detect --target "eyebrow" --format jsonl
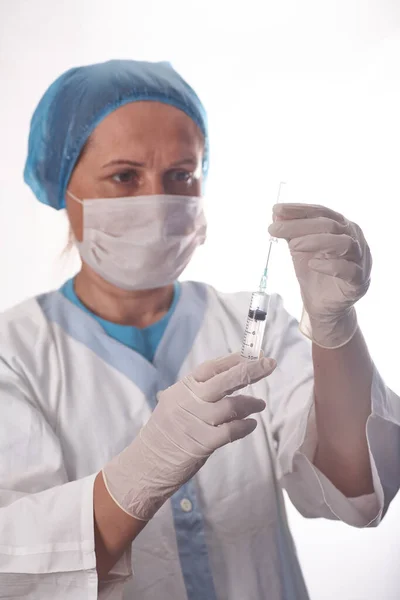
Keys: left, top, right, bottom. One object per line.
{"left": 102, "top": 157, "right": 198, "bottom": 169}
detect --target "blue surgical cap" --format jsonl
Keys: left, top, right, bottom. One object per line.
{"left": 24, "top": 60, "right": 208, "bottom": 210}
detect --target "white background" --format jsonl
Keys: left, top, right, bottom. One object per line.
{"left": 1, "top": 1, "right": 400, "bottom": 598}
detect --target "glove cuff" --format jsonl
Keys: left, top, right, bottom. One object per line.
{"left": 102, "top": 433, "right": 177, "bottom": 522}
{"left": 299, "top": 306, "right": 358, "bottom": 349}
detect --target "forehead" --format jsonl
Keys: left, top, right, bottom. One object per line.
{"left": 89, "top": 101, "right": 203, "bottom": 152}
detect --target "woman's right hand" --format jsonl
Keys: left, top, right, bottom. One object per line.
{"left": 102, "top": 353, "right": 276, "bottom": 521}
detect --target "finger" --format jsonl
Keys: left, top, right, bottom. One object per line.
{"left": 308, "top": 258, "right": 366, "bottom": 285}
{"left": 269, "top": 217, "right": 347, "bottom": 241}
{"left": 289, "top": 233, "right": 362, "bottom": 261}
{"left": 190, "top": 357, "right": 277, "bottom": 403}
{"left": 216, "top": 418, "right": 258, "bottom": 446}
{"left": 192, "top": 353, "right": 244, "bottom": 383}
{"left": 194, "top": 395, "right": 266, "bottom": 426}
{"left": 273, "top": 203, "right": 347, "bottom": 225}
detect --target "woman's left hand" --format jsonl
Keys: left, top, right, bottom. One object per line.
{"left": 268, "top": 203, "right": 372, "bottom": 349}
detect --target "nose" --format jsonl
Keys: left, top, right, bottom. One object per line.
{"left": 141, "top": 172, "right": 166, "bottom": 196}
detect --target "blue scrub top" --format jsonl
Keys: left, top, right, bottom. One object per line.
{"left": 60, "top": 278, "right": 181, "bottom": 363}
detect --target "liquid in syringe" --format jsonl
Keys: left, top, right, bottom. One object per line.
{"left": 240, "top": 289, "right": 270, "bottom": 360}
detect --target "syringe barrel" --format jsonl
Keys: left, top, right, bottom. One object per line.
{"left": 241, "top": 292, "right": 270, "bottom": 361}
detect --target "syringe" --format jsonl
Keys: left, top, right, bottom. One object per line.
{"left": 240, "top": 182, "right": 286, "bottom": 361}
{"left": 241, "top": 290, "right": 270, "bottom": 360}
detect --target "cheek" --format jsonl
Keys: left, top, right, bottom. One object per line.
{"left": 65, "top": 196, "right": 83, "bottom": 242}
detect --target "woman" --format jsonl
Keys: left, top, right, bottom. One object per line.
{"left": 1, "top": 59, "right": 399, "bottom": 600}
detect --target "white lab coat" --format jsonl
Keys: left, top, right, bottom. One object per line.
{"left": 0, "top": 281, "right": 398, "bottom": 600}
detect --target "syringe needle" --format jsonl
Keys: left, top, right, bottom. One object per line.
{"left": 265, "top": 239, "right": 273, "bottom": 270}
{"left": 276, "top": 181, "right": 286, "bottom": 204}
{"left": 259, "top": 181, "right": 286, "bottom": 293}
{"left": 259, "top": 240, "right": 274, "bottom": 292}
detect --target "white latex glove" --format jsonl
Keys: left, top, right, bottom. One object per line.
{"left": 268, "top": 203, "right": 372, "bottom": 349}
{"left": 103, "top": 353, "right": 276, "bottom": 521}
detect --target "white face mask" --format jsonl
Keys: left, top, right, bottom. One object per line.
{"left": 67, "top": 192, "right": 207, "bottom": 291}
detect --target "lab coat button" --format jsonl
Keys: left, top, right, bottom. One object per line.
{"left": 180, "top": 498, "right": 193, "bottom": 512}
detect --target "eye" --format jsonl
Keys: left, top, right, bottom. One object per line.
{"left": 168, "top": 170, "right": 193, "bottom": 183}
{"left": 112, "top": 170, "right": 137, "bottom": 184}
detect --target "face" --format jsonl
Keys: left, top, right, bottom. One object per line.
{"left": 66, "top": 101, "right": 204, "bottom": 241}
